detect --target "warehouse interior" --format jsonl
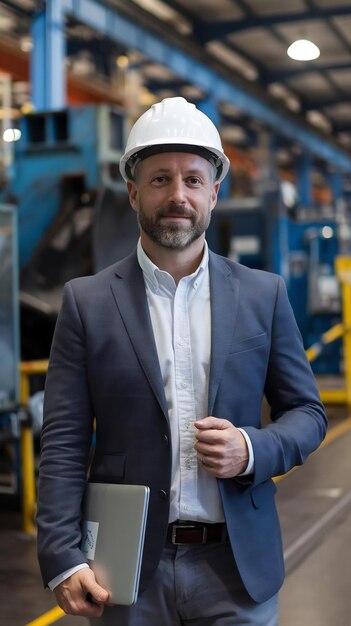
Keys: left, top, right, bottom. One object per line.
{"left": 1, "top": 1, "right": 351, "bottom": 624}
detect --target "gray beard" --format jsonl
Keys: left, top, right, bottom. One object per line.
{"left": 137, "top": 207, "right": 211, "bottom": 250}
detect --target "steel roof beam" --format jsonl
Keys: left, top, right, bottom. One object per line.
{"left": 0, "top": 0, "right": 33, "bottom": 18}
{"left": 301, "top": 95, "right": 351, "bottom": 111}
{"left": 263, "top": 61, "right": 351, "bottom": 84}
{"left": 35, "top": 0, "right": 351, "bottom": 171}
{"left": 195, "top": 5, "right": 351, "bottom": 43}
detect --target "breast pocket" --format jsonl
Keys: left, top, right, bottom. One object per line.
{"left": 229, "top": 331, "right": 267, "bottom": 355}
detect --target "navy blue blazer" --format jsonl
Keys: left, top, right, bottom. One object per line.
{"left": 37, "top": 249, "right": 327, "bottom": 603}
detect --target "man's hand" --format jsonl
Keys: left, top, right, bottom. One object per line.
{"left": 194, "top": 416, "right": 249, "bottom": 478}
{"left": 54, "top": 568, "right": 111, "bottom": 617}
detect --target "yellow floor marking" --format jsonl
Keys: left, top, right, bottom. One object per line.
{"left": 25, "top": 606, "right": 65, "bottom": 626}
{"left": 26, "top": 417, "right": 351, "bottom": 625}
{"left": 320, "top": 416, "right": 351, "bottom": 447}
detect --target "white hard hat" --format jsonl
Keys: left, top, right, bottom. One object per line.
{"left": 119, "top": 97, "right": 230, "bottom": 183}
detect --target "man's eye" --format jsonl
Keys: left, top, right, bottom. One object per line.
{"left": 188, "top": 177, "right": 201, "bottom": 185}
{"left": 152, "top": 176, "right": 166, "bottom": 184}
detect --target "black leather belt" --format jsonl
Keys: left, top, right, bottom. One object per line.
{"left": 166, "top": 522, "right": 227, "bottom": 545}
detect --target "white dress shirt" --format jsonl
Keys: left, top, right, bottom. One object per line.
{"left": 49, "top": 240, "right": 254, "bottom": 589}
{"left": 137, "top": 240, "right": 254, "bottom": 524}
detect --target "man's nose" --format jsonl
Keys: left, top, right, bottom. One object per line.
{"left": 168, "top": 178, "right": 186, "bottom": 204}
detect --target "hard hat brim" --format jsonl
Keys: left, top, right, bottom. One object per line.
{"left": 124, "top": 143, "right": 225, "bottom": 181}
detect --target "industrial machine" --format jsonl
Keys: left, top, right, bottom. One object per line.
{"left": 0, "top": 204, "right": 23, "bottom": 499}
{"left": 1, "top": 105, "right": 139, "bottom": 360}
{"left": 207, "top": 186, "right": 345, "bottom": 374}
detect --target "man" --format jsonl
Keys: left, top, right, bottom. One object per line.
{"left": 37, "top": 97, "right": 327, "bottom": 625}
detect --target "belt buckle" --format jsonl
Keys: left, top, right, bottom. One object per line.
{"left": 171, "top": 524, "right": 208, "bottom": 545}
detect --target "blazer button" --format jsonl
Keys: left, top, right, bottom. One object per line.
{"left": 158, "top": 489, "right": 167, "bottom": 499}
{"left": 164, "top": 434, "right": 169, "bottom": 445}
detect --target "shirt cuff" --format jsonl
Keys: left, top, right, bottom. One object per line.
{"left": 237, "top": 428, "right": 255, "bottom": 476}
{"left": 48, "top": 563, "right": 90, "bottom": 590}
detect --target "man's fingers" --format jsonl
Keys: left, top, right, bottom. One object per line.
{"left": 84, "top": 580, "right": 110, "bottom": 604}
{"left": 194, "top": 416, "right": 230, "bottom": 430}
{"left": 55, "top": 568, "right": 110, "bottom": 617}
{"left": 193, "top": 417, "right": 249, "bottom": 478}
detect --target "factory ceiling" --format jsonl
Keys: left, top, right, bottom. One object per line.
{"left": 1, "top": 0, "right": 351, "bottom": 168}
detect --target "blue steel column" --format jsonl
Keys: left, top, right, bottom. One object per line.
{"left": 198, "top": 97, "right": 231, "bottom": 199}
{"left": 297, "top": 153, "right": 312, "bottom": 207}
{"left": 31, "top": 0, "right": 66, "bottom": 110}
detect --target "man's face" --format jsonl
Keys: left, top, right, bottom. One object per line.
{"left": 127, "top": 152, "right": 220, "bottom": 250}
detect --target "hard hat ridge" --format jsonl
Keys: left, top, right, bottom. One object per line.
{"left": 119, "top": 97, "right": 230, "bottom": 183}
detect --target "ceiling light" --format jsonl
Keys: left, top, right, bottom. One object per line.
{"left": 116, "top": 55, "right": 129, "bottom": 69}
{"left": 306, "top": 110, "right": 331, "bottom": 133}
{"left": 286, "top": 97, "right": 301, "bottom": 113}
{"left": 20, "top": 36, "right": 33, "bottom": 52}
{"left": 3, "top": 128, "right": 21, "bottom": 142}
{"left": 287, "top": 39, "right": 320, "bottom": 61}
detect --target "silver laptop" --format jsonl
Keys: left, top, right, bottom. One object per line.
{"left": 81, "top": 482, "right": 150, "bottom": 606}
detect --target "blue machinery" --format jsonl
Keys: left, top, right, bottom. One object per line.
{"left": 207, "top": 192, "right": 345, "bottom": 374}
{"left": 5, "top": 105, "right": 131, "bottom": 269}
{"left": 1, "top": 106, "right": 139, "bottom": 361}
{"left": 0, "top": 205, "right": 22, "bottom": 498}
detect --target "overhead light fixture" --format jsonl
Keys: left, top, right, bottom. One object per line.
{"left": 116, "top": 55, "right": 129, "bottom": 69}
{"left": 20, "top": 36, "right": 33, "bottom": 52}
{"left": 3, "top": 128, "right": 21, "bottom": 142}
{"left": 287, "top": 39, "right": 320, "bottom": 61}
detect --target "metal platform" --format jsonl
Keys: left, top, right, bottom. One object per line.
{"left": 2, "top": 413, "right": 351, "bottom": 626}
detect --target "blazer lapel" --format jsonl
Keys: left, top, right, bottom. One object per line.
{"left": 109, "top": 252, "right": 169, "bottom": 420}
{"left": 208, "top": 252, "right": 240, "bottom": 414}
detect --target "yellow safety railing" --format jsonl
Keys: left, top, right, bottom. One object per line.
{"left": 20, "top": 359, "right": 48, "bottom": 534}
{"left": 305, "top": 322, "right": 344, "bottom": 363}
{"left": 306, "top": 256, "right": 351, "bottom": 412}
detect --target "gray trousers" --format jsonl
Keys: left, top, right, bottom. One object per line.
{"left": 90, "top": 541, "right": 279, "bottom": 625}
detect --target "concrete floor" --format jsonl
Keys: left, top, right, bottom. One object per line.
{"left": 2, "top": 407, "right": 351, "bottom": 626}
{"left": 280, "top": 506, "right": 351, "bottom": 626}
{"left": 277, "top": 420, "right": 351, "bottom": 625}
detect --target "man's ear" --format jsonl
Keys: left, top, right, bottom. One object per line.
{"left": 210, "top": 181, "right": 220, "bottom": 211}
{"left": 127, "top": 181, "right": 138, "bottom": 211}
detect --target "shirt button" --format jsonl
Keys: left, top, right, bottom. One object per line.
{"left": 181, "top": 381, "right": 187, "bottom": 389}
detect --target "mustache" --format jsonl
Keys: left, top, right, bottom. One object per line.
{"left": 156, "top": 204, "right": 195, "bottom": 219}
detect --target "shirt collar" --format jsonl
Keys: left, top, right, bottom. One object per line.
{"left": 137, "top": 238, "right": 209, "bottom": 293}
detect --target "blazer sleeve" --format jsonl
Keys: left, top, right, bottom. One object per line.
{"left": 243, "top": 275, "right": 328, "bottom": 486}
{"left": 36, "top": 282, "right": 94, "bottom": 586}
